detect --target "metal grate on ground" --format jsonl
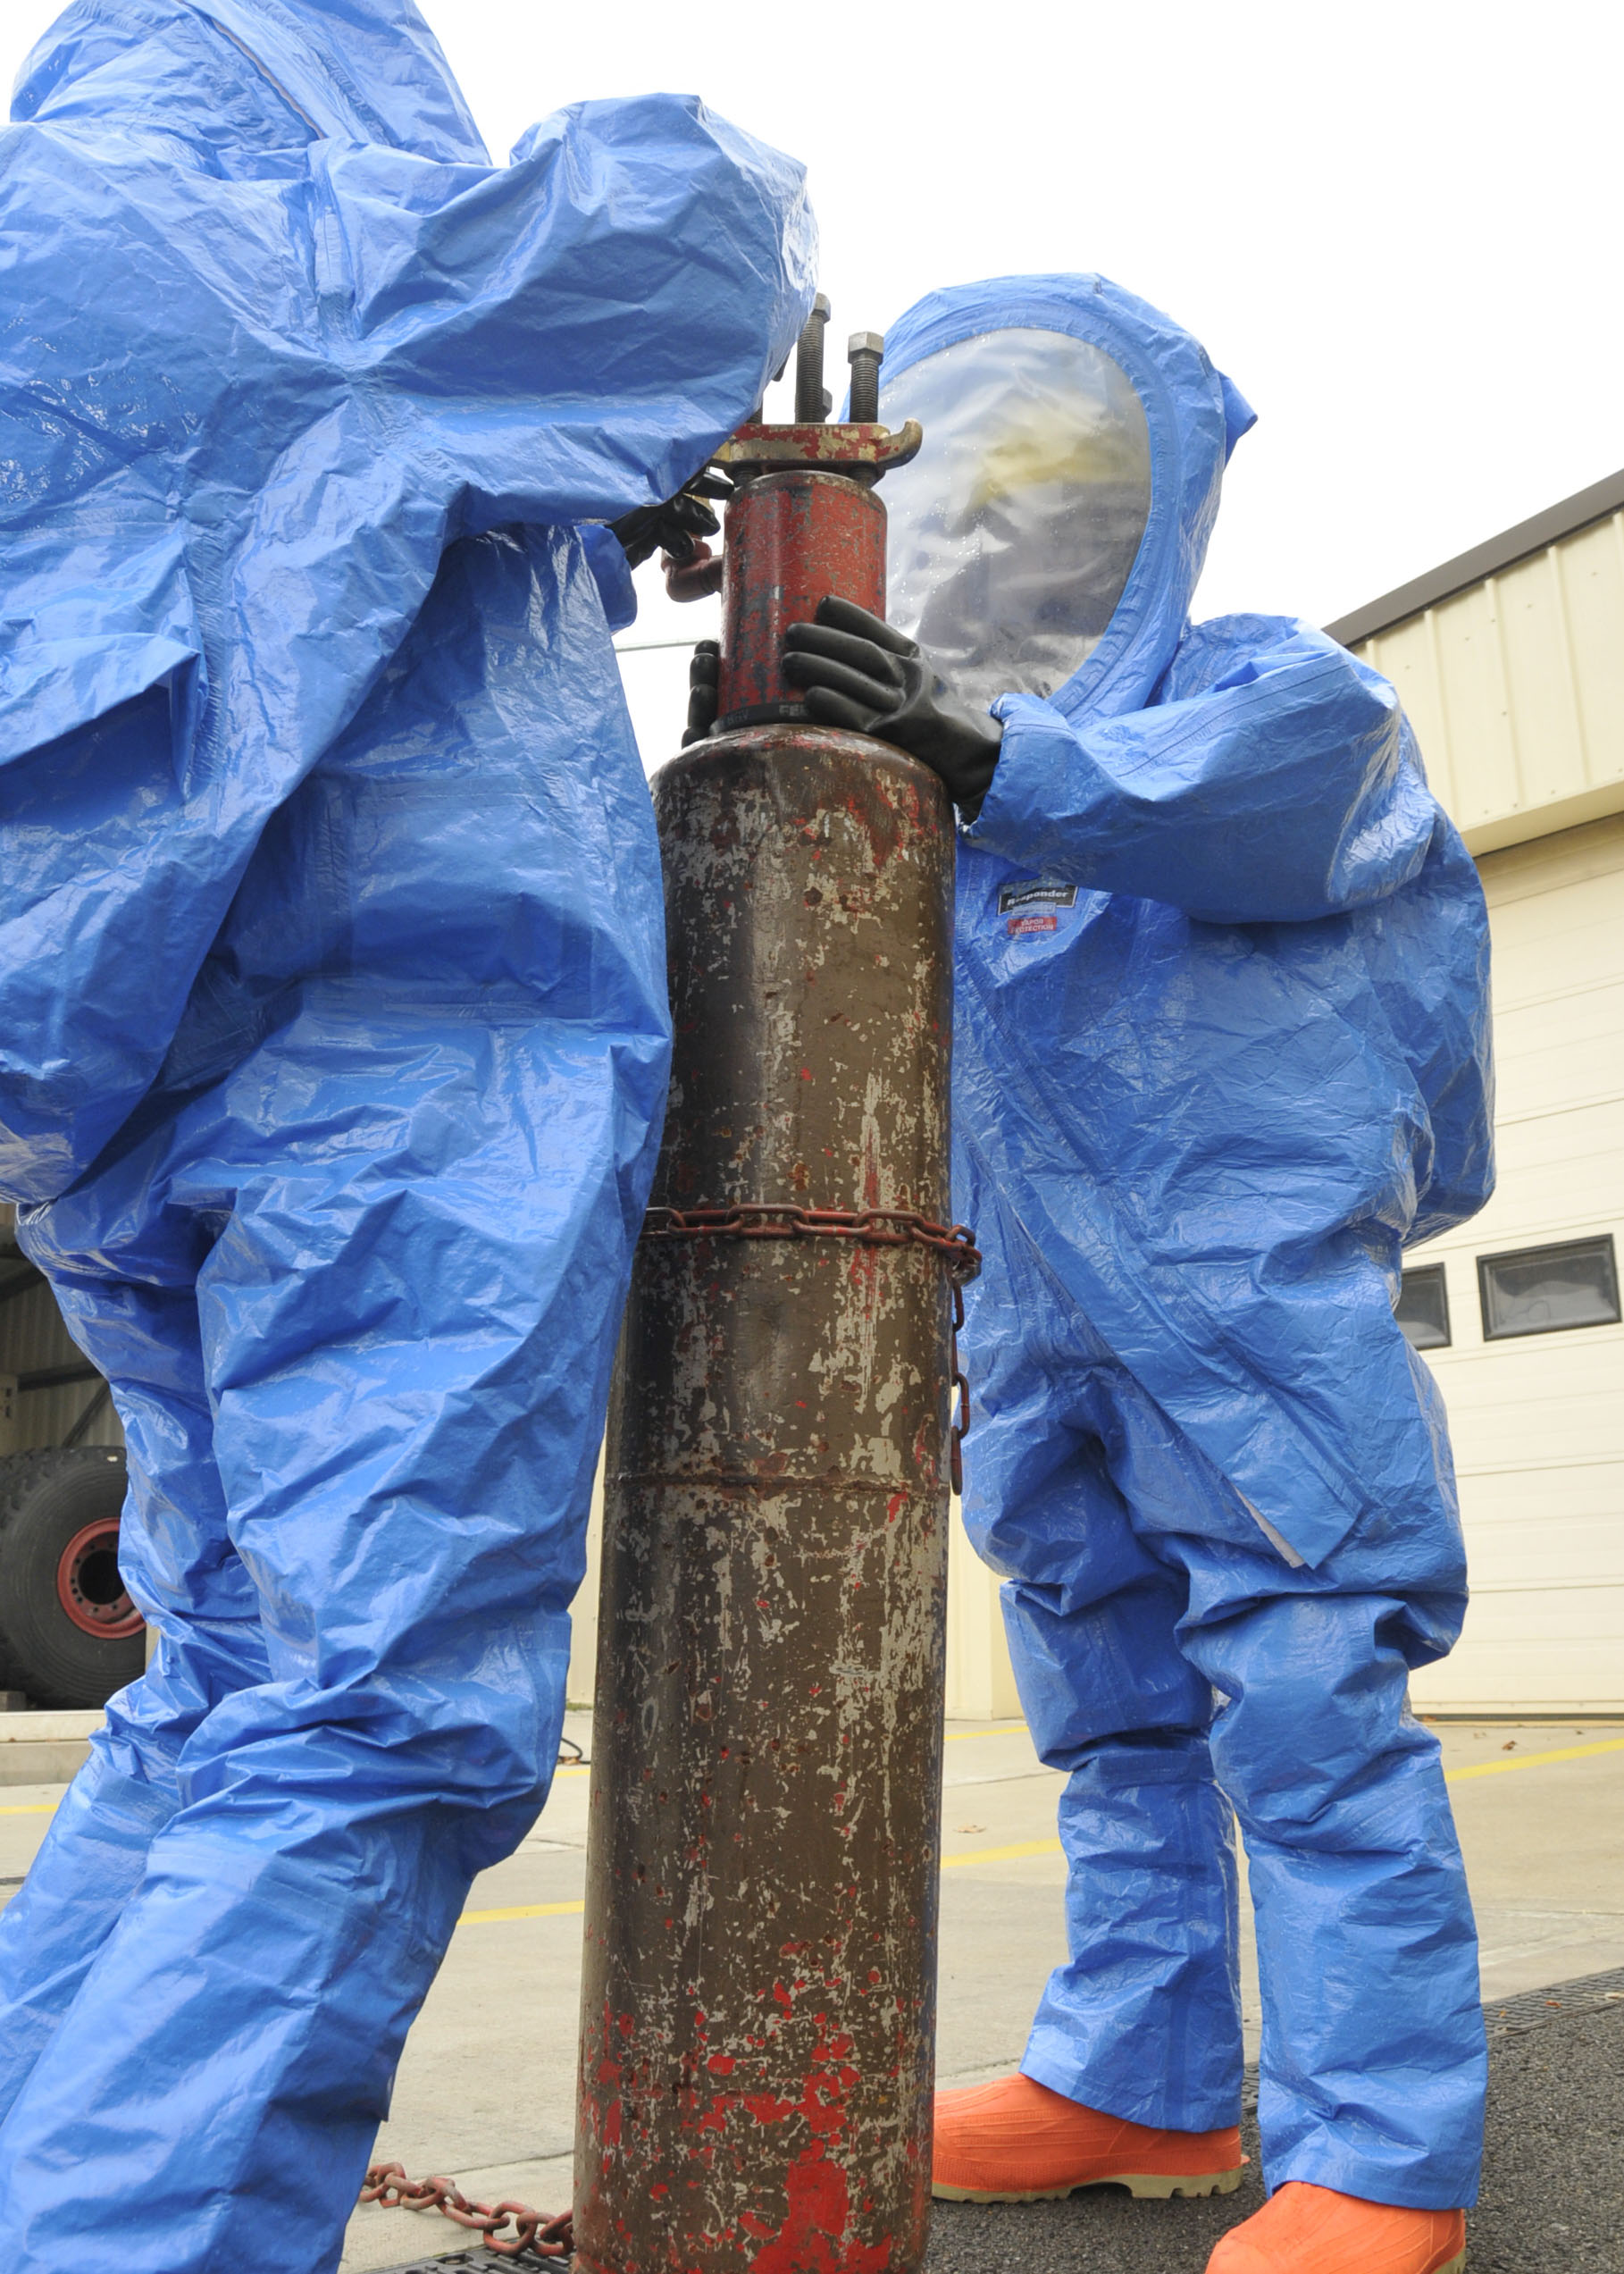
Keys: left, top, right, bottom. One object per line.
{"left": 1481, "top": 1961, "right": 1624, "bottom": 2037}
{"left": 366, "top": 2252, "right": 514, "bottom": 2273}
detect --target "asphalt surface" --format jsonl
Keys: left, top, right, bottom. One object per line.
{"left": 925, "top": 2000, "right": 1624, "bottom": 2272}
{"left": 374, "top": 1968, "right": 1624, "bottom": 2274}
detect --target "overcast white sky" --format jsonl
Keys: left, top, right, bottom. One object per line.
{"left": 7, "top": 0, "right": 1623, "bottom": 763}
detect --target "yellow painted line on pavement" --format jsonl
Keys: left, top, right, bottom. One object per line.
{"left": 462, "top": 1898, "right": 586, "bottom": 1925}
{"left": 455, "top": 1843, "right": 1067, "bottom": 1925}
{"left": 927, "top": 1736, "right": 1624, "bottom": 1874}
{"left": 942, "top": 1837, "right": 1061, "bottom": 1867}
{"left": 1445, "top": 1735, "right": 1624, "bottom": 1782}
{"left": 456, "top": 1841, "right": 1067, "bottom": 1923}
{"left": 17, "top": 1735, "right": 1624, "bottom": 1926}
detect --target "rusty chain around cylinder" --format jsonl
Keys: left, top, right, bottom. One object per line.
{"left": 642, "top": 1202, "right": 978, "bottom": 1492}
{"left": 641, "top": 1200, "right": 978, "bottom": 1274}
{"left": 359, "top": 2162, "right": 572, "bottom": 2261}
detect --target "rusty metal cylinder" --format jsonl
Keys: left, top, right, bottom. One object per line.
{"left": 716, "top": 471, "right": 886, "bottom": 729}
{"left": 574, "top": 457, "right": 958, "bottom": 2274}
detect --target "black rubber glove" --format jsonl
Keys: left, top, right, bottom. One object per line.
{"left": 782, "top": 596, "right": 1002, "bottom": 818}
{"left": 611, "top": 479, "right": 722, "bottom": 572}
{"left": 683, "top": 639, "right": 720, "bottom": 747}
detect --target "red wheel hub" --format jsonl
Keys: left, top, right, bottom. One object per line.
{"left": 55, "top": 1519, "right": 143, "bottom": 1640}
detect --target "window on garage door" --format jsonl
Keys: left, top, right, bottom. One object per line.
{"left": 1478, "top": 1235, "right": 1620, "bottom": 1341}
{"left": 1395, "top": 1263, "right": 1451, "bottom": 1349}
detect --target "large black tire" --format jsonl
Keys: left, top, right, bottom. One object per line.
{"left": 0, "top": 1448, "right": 145, "bottom": 1708}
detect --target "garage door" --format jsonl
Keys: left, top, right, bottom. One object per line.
{"left": 1405, "top": 815, "right": 1624, "bottom": 1713}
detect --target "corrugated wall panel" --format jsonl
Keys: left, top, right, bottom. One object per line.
{"left": 1561, "top": 515, "right": 1624, "bottom": 768}
{"left": 1355, "top": 510, "right": 1624, "bottom": 853}
{"left": 1437, "top": 581, "right": 1525, "bottom": 830}
{"left": 1364, "top": 613, "right": 1449, "bottom": 790}
{"left": 1494, "top": 558, "right": 1584, "bottom": 798}
{"left": 0, "top": 1274, "right": 121, "bottom": 1456}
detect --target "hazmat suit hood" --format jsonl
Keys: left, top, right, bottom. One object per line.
{"left": 877, "top": 274, "right": 1254, "bottom": 722}
{"left": 13, "top": 0, "right": 488, "bottom": 167}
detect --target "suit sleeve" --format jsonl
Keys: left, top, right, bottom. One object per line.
{"left": 964, "top": 620, "right": 1439, "bottom": 924}
{"left": 324, "top": 92, "right": 816, "bottom": 524}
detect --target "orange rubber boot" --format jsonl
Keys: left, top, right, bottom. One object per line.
{"left": 1207, "top": 2182, "right": 1466, "bottom": 2272}
{"left": 933, "top": 2072, "right": 1244, "bottom": 2203}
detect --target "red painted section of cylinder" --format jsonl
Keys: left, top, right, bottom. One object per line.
{"left": 717, "top": 471, "right": 886, "bottom": 723}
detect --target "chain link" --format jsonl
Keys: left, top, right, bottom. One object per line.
{"left": 643, "top": 1201, "right": 977, "bottom": 1490}
{"left": 359, "top": 2162, "right": 572, "bottom": 2261}
{"left": 642, "top": 1201, "right": 981, "bottom": 1282}
{"left": 950, "top": 1277, "right": 971, "bottom": 1498}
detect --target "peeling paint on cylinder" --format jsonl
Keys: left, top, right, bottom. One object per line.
{"left": 574, "top": 722, "right": 955, "bottom": 2274}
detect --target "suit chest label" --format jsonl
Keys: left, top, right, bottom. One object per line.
{"left": 999, "top": 879, "right": 1077, "bottom": 936}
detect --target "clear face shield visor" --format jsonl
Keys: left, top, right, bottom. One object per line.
{"left": 878, "top": 328, "right": 1152, "bottom": 713}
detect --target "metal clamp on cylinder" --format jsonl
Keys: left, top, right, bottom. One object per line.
{"left": 659, "top": 304, "right": 922, "bottom": 615}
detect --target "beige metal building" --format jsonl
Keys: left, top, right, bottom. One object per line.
{"left": 1333, "top": 473, "right": 1624, "bottom": 1715}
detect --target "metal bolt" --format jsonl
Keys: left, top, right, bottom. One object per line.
{"left": 795, "top": 292, "right": 833, "bottom": 424}
{"left": 847, "top": 331, "right": 884, "bottom": 423}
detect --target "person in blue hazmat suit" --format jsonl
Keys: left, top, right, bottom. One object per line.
{"left": 0, "top": 4, "right": 813, "bottom": 2269}
{"left": 771, "top": 278, "right": 1493, "bottom": 2274}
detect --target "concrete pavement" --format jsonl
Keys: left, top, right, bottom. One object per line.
{"left": 343, "top": 1713, "right": 1624, "bottom": 2267}
{"left": 1, "top": 1712, "right": 1620, "bottom": 2270}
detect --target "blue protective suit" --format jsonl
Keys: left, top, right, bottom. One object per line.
{"left": 0, "top": 6, "right": 813, "bottom": 2268}
{"left": 876, "top": 280, "right": 1494, "bottom": 2209}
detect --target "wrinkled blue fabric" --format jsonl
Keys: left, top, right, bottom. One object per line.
{"left": 0, "top": 0, "right": 813, "bottom": 1204}
{"left": 881, "top": 277, "right": 1494, "bottom": 2207}
{"left": 0, "top": 5, "right": 813, "bottom": 2268}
